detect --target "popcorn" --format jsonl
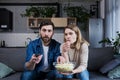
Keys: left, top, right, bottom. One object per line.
{"left": 55, "top": 62, "right": 75, "bottom": 73}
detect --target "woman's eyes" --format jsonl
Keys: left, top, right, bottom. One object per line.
{"left": 65, "top": 32, "right": 73, "bottom": 36}
{"left": 69, "top": 32, "right": 73, "bottom": 35}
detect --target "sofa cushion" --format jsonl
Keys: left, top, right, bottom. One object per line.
{"left": 0, "top": 48, "right": 26, "bottom": 71}
{"left": 100, "top": 58, "right": 120, "bottom": 74}
{"left": 0, "top": 62, "right": 15, "bottom": 78}
{"left": 0, "top": 72, "right": 22, "bottom": 80}
{"left": 90, "top": 72, "right": 113, "bottom": 80}
{"left": 88, "top": 47, "right": 114, "bottom": 71}
{"left": 107, "top": 65, "right": 120, "bottom": 79}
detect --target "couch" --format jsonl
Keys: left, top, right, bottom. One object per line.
{"left": 0, "top": 47, "right": 120, "bottom": 80}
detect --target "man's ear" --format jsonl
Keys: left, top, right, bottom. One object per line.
{"left": 52, "top": 31, "right": 54, "bottom": 36}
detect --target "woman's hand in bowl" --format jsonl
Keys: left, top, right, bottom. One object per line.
{"left": 57, "top": 56, "right": 66, "bottom": 64}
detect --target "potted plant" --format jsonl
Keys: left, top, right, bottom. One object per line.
{"left": 99, "top": 31, "right": 120, "bottom": 55}
{"left": 21, "top": 6, "right": 57, "bottom": 17}
{"left": 64, "top": 5, "right": 91, "bottom": 31}
{"left": 37, "top": 7, "right": 57, "bottom": 17}
{"left": 21, "top": 6, "right": 39, "bottom": 17}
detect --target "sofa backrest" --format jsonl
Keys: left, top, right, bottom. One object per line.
{"left": 0, "top": 47, "right": 114, "bottom": 72}
{"left": 88, "top": 47, "right": 114, "bottom": 71}
{"left": 0, "top": 48, "right": 26, "bottom": 72}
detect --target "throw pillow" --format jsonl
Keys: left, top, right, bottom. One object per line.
{"left": 99, "top": 58, "right": 120, "bottom": 74}
{"left": 0, "top": 62, "right": 15, "bottom": 78}
{"left": 108, "top": 65, "right": 120, "bottom": 79}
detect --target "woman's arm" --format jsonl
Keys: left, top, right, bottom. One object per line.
{"left": 60, "top": 43, "right": 70, "bottom": 63}
{"left": 73, "top": 43, "right": 89, "bottom": 73}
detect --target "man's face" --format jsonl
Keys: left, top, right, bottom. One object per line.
{"left": 39, "top": 25, "right": 54, "bottom": 44}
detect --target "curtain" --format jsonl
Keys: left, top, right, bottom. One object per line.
{"left": 105, "top": 0, "right": 120, "bottom": 39}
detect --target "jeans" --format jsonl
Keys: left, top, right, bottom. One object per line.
{"left": 56, "top": 70, "right": 89, "bottom": 80}
{"left": 20, "top": 70, "right": 59, "bottom": 80}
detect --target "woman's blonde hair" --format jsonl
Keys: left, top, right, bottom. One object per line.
{"left": 64, "top": 24, "right": 89, "bottom": 51}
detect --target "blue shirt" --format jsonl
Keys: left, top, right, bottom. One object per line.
{"left": 25, "top": 38, "right": 61, "bottom": 71}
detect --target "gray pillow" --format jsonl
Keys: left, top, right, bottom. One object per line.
{"left": 108, "top": 65, "right": 120, "bottom": 79}
{"left": 0, "top": 62, "right": 15, "bottom": 78}
{"left": 99, "top": 58, "right": 120, "bottom": 74}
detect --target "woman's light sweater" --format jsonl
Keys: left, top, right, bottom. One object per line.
{"left": 60, "top": 43, "right": 89, "bottom": 73}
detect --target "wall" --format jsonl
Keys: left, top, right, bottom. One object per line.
{"left": 0, "top": 2, "right": 94, "bottom": 32}
{"left": 0, "top": 33, "right": 64, "bottom": 47}
{"left": 0, "top": 0, "right": 97, "bottom": 3}
{"left": 0, "top": 0, "right": 95, "bottom": 47}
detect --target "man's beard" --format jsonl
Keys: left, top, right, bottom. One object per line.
{"left": 41, "top": 36, "right": 52, "bottom": 44}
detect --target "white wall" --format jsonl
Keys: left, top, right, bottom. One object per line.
{"left": 0, "top": 33, "right": 63, "bottom": 47}
{"left": 100, "top": 0, "right": 105, "bottom": 19}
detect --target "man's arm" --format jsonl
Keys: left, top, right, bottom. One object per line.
{"left": 25, "top": 54, "right": 43, "bottom": 70}
{"left": 25, "top": 60, "right": 36, "bottom": 70}
{"left": 24, "top": 42, "right": 43, "bottom": 70}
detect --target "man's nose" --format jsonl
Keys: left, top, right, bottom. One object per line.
{"left": 45, "top": 31, "right": 49, "bottom": 35}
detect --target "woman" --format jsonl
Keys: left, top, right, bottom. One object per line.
{"left": 57, "top": 24, "right": 90, "bottom": 80}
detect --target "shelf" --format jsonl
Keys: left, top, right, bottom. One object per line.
{"left": 51, "top": 18, "right": 67, "bottom": 27}
{"left": 68, "top": 17, "right": 77, "bottom": 25}
{"left": 27, "top": 17, "right": 76, "bottom": 28}
{"left": 27, "top": 18, "right": 37, "bottom": 27}
{"left": 37, "top": 18, "right": 51, "bottom": 27}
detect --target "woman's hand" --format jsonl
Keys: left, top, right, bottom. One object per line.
{"left": 59, "top": 71, "right": 74, "bottom": 75}
{"left": 59, "top": 69, "right": 76, "bottom": 75}
{"left": 57, "top": 56, "right": 66, "bottom": 64}
{"left": 72, "top": 70, "right": 76, "bottom": 74}
{"left": 62, "top": 41, "right": 70, "bottom": 53}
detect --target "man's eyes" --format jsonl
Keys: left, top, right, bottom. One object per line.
{"left": 42, "top": 29, "right": 52, "bottom": 32}
{"left": 48, "top": 30, "right": 52, "bottom": 32}
{"left": 42, "top": 29, "right": 46, "bottom": 32}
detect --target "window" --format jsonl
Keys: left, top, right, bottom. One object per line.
{"left": 105, "top": 0, "right": 120, "bottom": 40}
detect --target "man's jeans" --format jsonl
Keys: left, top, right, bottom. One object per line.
{"left": 56, "top": 70, "right": 89, "bottom": 80}
{"left": 20, "top": 70, "right": 59, "bottom": 80}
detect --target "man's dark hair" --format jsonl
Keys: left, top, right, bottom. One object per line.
{"left": 39, "top": 20, "right": 55, "bottom": 30}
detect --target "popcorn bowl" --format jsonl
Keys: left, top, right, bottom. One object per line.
{"left": 53, "top": 62, "right": 75, "bottom": 73}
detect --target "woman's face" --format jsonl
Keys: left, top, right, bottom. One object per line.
{"left": 64, "top": 28, "right": 77, "bottom": 44}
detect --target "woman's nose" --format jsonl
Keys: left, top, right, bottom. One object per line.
{"left": 67, "top": 35, "right": 71, "bottom": 38}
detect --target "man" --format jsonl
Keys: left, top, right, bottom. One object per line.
{"left": 20, "top": 20, "right": 61, "bottom": 80}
